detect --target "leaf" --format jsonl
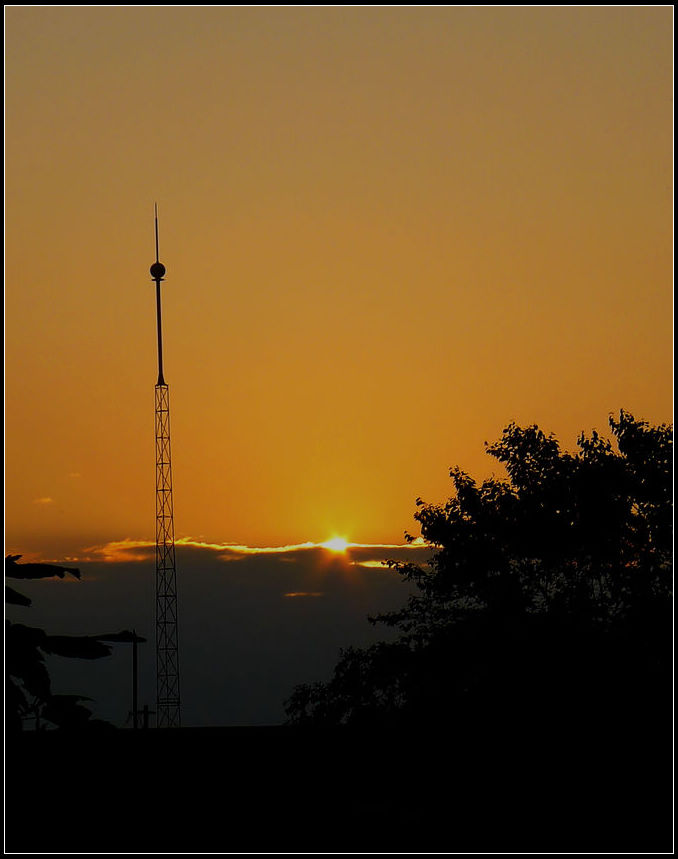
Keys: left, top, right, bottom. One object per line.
{"left": 5, "top": 585, "right": 31, "bottom": 607}
{"left": 41, "top": 695, "right": 94, "bottom": 729}
{"left": 6, "top": 624, "right": 52, "bottom": 701}
{"left": 42, "top": 635, "right": 112, "bottom": 660}
{"left": 5, "top": 555, "right": 81, "bottom": 580}
{"left": 95, "top": 630, "right": 148, "bottom": 644}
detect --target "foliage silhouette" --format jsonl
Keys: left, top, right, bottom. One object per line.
{"left": 285, "top": 410, "right": 672, "bottom": 728}
{"left": 5, "top": 554, "right": 132, "bottom": 731}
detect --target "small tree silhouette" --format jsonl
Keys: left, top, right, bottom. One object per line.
{"left": 285, "top": 410, "right": 672, "bottom": 727}
{"left": 6, "top": 554, "right": 131, "bottom": 731}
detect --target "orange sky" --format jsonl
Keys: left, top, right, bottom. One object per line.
{"left": 5, "top": 7, "right": 673, "bottom": 558}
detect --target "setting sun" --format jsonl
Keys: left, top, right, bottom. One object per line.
{"left": 321, "top": 537, "right": 349, "bottom": 553}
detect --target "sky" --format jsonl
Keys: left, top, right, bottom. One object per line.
{"left": 4, "top": 8, "right": 673, "bottom": 725}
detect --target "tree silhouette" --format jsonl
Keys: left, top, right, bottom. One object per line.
{"left": 6, "top": 555, "right": 131, "bottom": 731}
{"left": 285, "top": 410, "right": 672, "bottom": 728}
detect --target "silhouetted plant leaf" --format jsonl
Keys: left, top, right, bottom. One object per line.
{"left": 6, "top": 623, "right": 52, "bottom": 703}
{"left": 95, "top": 630, "right": 147, "bottom": 643}
{"left": 42, "top": 635, "right": 112, "bottom": 660}
{"left": 41, "top": 695, "right": 95, "bottom": 729}
{"left": 5, "top": 555, "right": 80, "bottom": 580}
{"left": 5, "top": 585, "right": 31, "bottom": 607}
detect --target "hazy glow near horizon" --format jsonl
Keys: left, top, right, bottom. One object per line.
{"left": 5, "top": 7, "right": 673, "bottom": 559}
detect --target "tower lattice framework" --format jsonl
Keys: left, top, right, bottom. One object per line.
{"left": 151, "top": 205, "right": 181, "bottom": 728}
{"left": 155, "top": 382, "right": 180, "bottom": 726}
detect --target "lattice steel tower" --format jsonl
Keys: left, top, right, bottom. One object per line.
{"left": 150, "top": 205, "right": 181, "bottom": 728}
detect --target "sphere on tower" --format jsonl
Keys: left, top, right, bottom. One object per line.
{"left": 150, "top": 261, "right": 166, "bottom": 280}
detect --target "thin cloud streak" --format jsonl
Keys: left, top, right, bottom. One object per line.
{"left": 352, "top": 559, "right": 393, "bottom": 569}
{"left": 75, "top": 535, "right": 429, "bottom": 564}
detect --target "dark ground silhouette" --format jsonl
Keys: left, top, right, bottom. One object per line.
{"left": 5, "top": 719, "right": 671, "bottom": 853}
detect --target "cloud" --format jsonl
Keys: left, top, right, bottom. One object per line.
{"left": 352, "top": 559, "right": 390, "bottom": 569}
{"left": 213, "top": 540, "right": 319, "bottom": 558}
{"left": 83, "top": 538, "right": 154, "bottom": 563}
{"left": 32, "top": 497, "right": 54, "bottom": 505}
{"left": 78, "top": 535, "right": 431, "bottom": 566}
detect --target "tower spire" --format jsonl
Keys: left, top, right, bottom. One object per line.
{"left": 150, "top": 203, "right": 166, "bottom": 386}
{"left": 150, "top": 205, "right": 181, "bottom": 728}
{"left": 154, "top": 202, "right": 160, "bottom": 263}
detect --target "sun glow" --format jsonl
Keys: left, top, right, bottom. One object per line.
{"left": 321, "top": 536, "right": 349, "bottom": 553}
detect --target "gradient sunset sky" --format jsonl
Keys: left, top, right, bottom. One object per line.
{"left": 6, "top": 7, "right": 673, "bottom": 560}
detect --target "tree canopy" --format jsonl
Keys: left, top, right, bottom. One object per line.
{"left": 285, "top": 410, "right": 672, "bottom": 728}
